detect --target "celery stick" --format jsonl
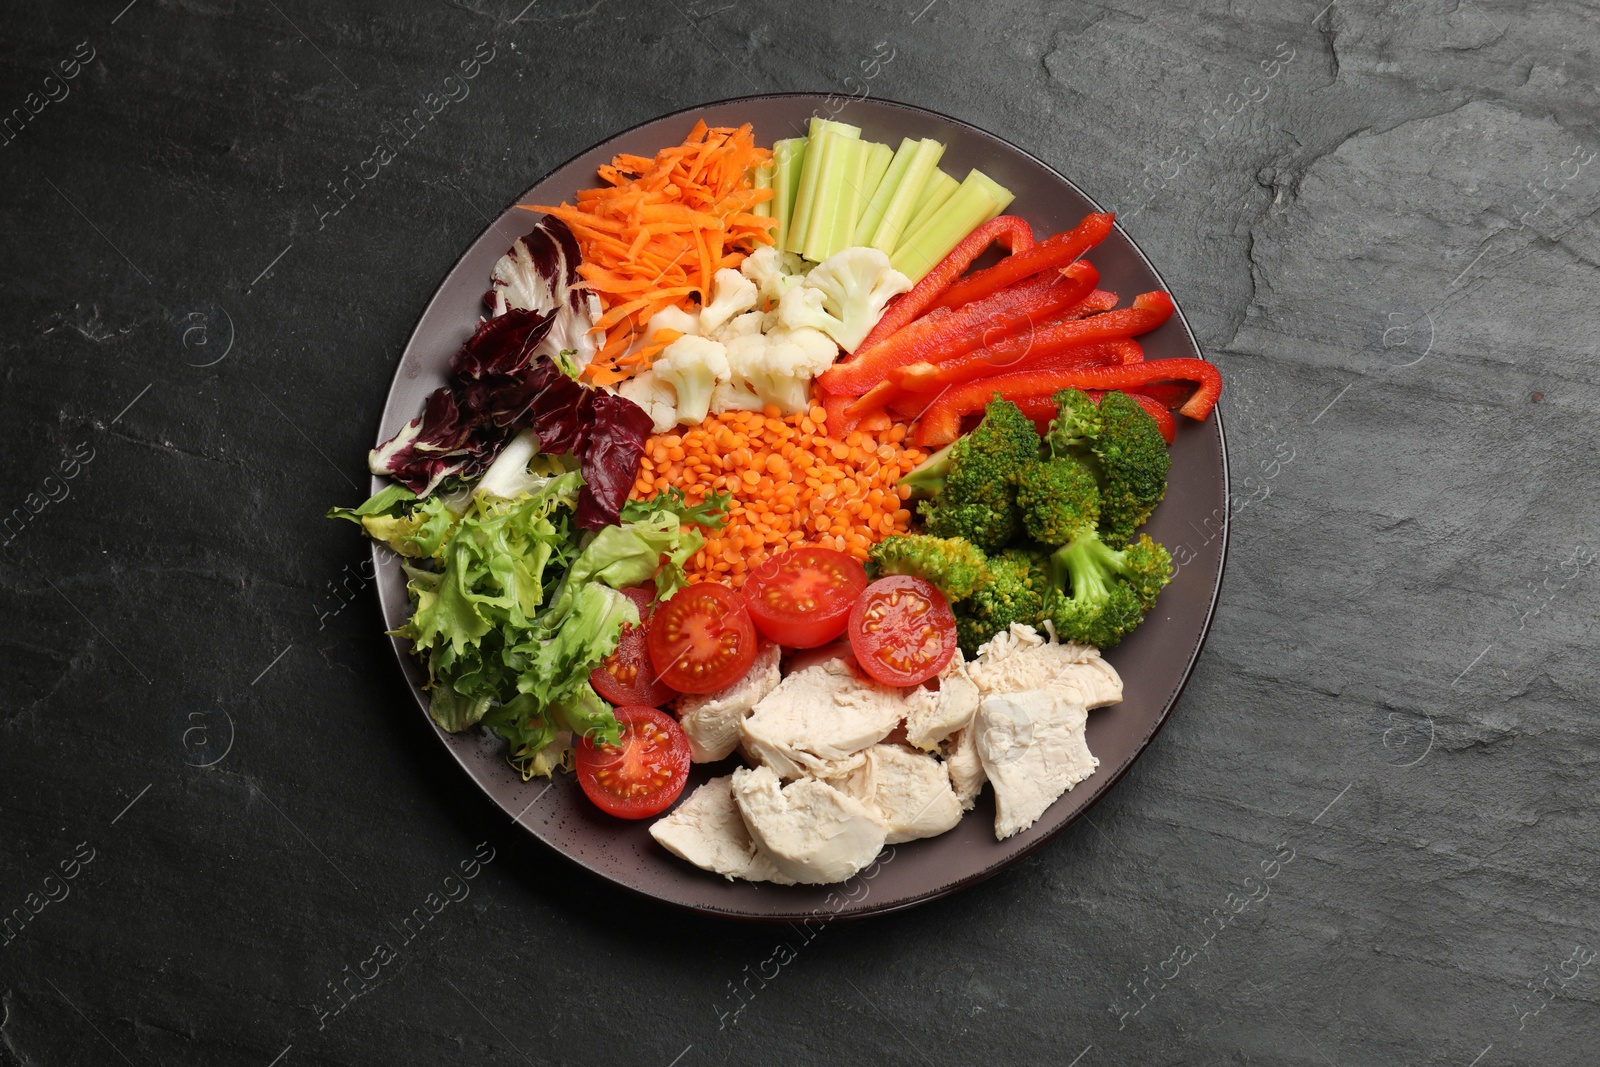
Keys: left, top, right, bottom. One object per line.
{"left": 784, "top": 118, "right": 833, "bottom": 255}
{"left": 771, "top": 138, "right": 807, "bottom": 249}
{"left": 826, "top": 137, "right": 872, "bottom": 259}
{"left": 869, "top": 138, "right": 945, "bottom": 255}
{"left": 752, "top": 163, "right": 774, "bottom": 218}
{"left": 892, "top": 169, "right": 1014, "bottom": 282}
{"left": 802, "top": 123, "right": 863, "bottom": 262}
{"left": 854, "top": 141, "right": 894, "bottom": 236}
{"left": 903, "top": 169, "right": 960, "bottom": 241}
{"left": 855, "top": 138, "right": 919, "bottom": 246}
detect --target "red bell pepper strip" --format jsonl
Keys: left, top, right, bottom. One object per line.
{"left": 931, "top": 212, "right": 1115, "bottom": 313}
{"left": 1120, "top": 381, "right": 1196, "bottom": 410}
{"left": 855, "top": 216, "right": 1035, "bottom": 355}
{"left": 894, "top": 291, "right": 1172, "bottom": 392}
{"left": 1014, "top": 390, "right": 1176, "bottom": 444}
{"left": 914, "top": 356, "right": 1222, "bottom": 447}
{"left": 894, "top": 338, "right": 1143, "bottom": 395}
{"left": 818, "top": 262, "right": 1099, "bottom": 397}
{"left": 891, "top": 345, "right": 1137, "bottom": 427}
{"left": 1074, "top": 289, "right": 1120, "bottom": 316}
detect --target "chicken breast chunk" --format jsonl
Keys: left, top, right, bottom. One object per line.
{"left": 941, "top": 726, "right": 987, "bottom": 811}
{"left": 731, "top": 765, "right": 889, "bottom": 884}
{"left": 740, "top": 658, "right": 906, "bottom": 778}
{"left": 650, "top": 776, "right": 795, "bottom": 883}
{"left": 968, "top": 624, "right": 1123, "bottom": 708}
{"left": 902, "top": 650, "right": 982, "bottom": 751}
{"left": 975, "top": 689, "right": 1099, "bottom": 840}
{"left": 826, "top": 744, "right": 964, "bottom": 844}
{"left": 677, "top": 641, "right": 782, "bottom": 762}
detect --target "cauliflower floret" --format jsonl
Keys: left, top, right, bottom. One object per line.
{"left": 740, "top": 245, "right": 805, "bottom": 310}
{"left": 649, "top": 305, "right": 702, "bottom": 337}
{"left": 713, "top": 334, "right": 770, "bottom": 413}
{"left": 617, "top": 369, "right": 680, "bottom": 433}
{"left": 796, "top": 247, "right": 913, "bottom": 353}
{"left": 700, "top": 268, "right": 760, "bottom": 336}
{"left": 654, "top": 335, "right": 730, "bottom": 426}
{"left": 728, "top": 328, "right": 840, "bottom": 416}
{"left": 712, "top": 310, "right": 764, "bottom": 343}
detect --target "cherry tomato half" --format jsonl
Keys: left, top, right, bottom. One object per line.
{"left": 847, "top": 575, "right": 958, "bottom": 686}
{"left": 590, "top": 587, "right": 678, "bottom": 708}
{"left": 574, "top": 705, "right": 691, "bottom": 819}
{"left": 742, "top": 547, "right": 870, "bottom": 648}
{"left": 646, "top": 582, "right": 758, "bottom": 694}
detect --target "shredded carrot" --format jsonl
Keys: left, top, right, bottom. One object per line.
{"left": 523, "top": 122, "right": 776, "bottom": 384}
{"left": 630, "top": 406, "right": 926, "bottom": 586}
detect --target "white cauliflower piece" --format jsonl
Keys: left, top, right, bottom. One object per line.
{"left": 712, "top": 311, "right": 764, "bottom": 343}
{"left": 797, "top": 247, "right": 913, "bottom": 353}
{"left": 713, "top": 334, "right": 770, "bottom": 413}
{"left": 617, "top": 369, "right": 680, "bottom": 433}
{"left": 648, "top": 305, "right": 702, "bottom": 338}
{"left": 716, "top": 328, "right": 839, "bottom": 416}
{"left": 740, "top": 245, "right": 805, "bottom": 309}
{"left": 654, "top": 335, "right": 730, "bottom": 426}
{"left": 699, "top": 268, "right": 760, "bottom": 336}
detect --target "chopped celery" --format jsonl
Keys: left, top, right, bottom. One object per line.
{"left": 868, "top": 137, "right": 945, "bottom": 255}
{"left": 752, "top": 163, "right": 774, "bottom": 219}
{"left": 771, "top": 138, "right": 807, "bottom": 249}
{"left": 827, "top": 137, "right": 873, "bottom": 259}
{"left": 856, "top": 138, "right": 919, "bottom": 246}
{"left": 857, "top": 142, "right": 894, "bottom": 226}
{"left": 784, "top": 118, "right": 835, "bottom": 255}
{"left": 904, "top": 169, "right": 960, "bottom": 240}
{"left": 892, "top": 168, "right": 1015, "bottom": 281}
{"left": 801, "top": 123, "right": 863, "bottom": 262}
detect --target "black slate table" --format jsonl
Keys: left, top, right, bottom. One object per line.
{"left": 4, "top": 1, "right": 1598, "bottom": 1064}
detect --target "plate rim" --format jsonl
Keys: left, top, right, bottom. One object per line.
{"left": 368, "top": 91, "right": 1229, "bottom": 922}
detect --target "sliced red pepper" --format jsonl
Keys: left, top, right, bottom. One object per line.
{"left": 895, "top": 338, "right": 1142, "bottom": 395}
{"left": 819, "top": 386, "right": 859, "bottom": 437}
{"left": 891, "top": 345, "right": 1136, "bottom": 427}
{"left": 1122, "top": 381, "right": 1196, "bottom": 410}
{"left": 1014, "top": 390, "right": 1176, "bottom": 444}
{"left": 855, "top": 216, "right": 1035, "bottom": 355}
{"left": 818, "top": 263, "right": 1101, "bottom": 397}
{"left": 931, "top": 212, "right": 1115, "bottom": 313}
{"left": 895, "top": 291, "right": 1172, "bottom": 392}
{"left": 913, "top": 356, "right": 1221, "bottom": 446}
{"left": 1074, "top": 289, "right": 1120, "bottom": 316}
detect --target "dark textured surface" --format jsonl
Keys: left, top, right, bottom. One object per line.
{"left": 2, "top": 1, "right": 1597, "bottom": 1064}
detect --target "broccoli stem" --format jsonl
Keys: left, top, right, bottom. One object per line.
{"left": 896, "top": 441, "right": 954, "bottom": 498}
{"left": 1051, "top": 531, "right": 1122, "bottom": 605}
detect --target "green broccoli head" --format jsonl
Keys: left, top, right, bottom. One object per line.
{"left": 869, "top": 533, "right": 990, "bottom": 601}
{"left": 915, "top": 397, "right": 1041, "bottom": 553}
{"left": 1013, "top": 457, "right": 1100, "bottom": 545}
{"left": 1045, "top": 531, "right": 1172, "bottom": 648}
{"left": 1045, "top": 389, "right": 1171, "bottom": 543}
{"left": 954, "top": 548, "right": 1049, "bottom": 656}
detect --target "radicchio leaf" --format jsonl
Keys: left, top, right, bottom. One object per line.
{"left": 486, "top": 216, "right": 602, "bottom": 371}
{"left": 573, "top": 393, "right": 655, "bottom": 530}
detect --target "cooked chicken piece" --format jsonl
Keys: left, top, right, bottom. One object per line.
{"left": 903, "top": 650, "right": 982, "bottom": 751}
{"left": 975, "top": 689, "right": 1099, "bottom": 840}
{"left": 650, "top": 776, "right": 795, "bottom": 884}
{"left": 740, "top": 658, "right": 906, "bottom": 778}
{"left": 967, "top": 624, "right": 1123, "bottom": 708}
{"left": 677, "top": 641, "right": 782, "bottom": 762}
{"left": 731, "top": 765, "right": 889, "bottom": 884}
{"left": 941, "top": 726, "right": 987, "bottom": 811}
{"left": 826, "top": 744, "right": 963, "bottom": 843}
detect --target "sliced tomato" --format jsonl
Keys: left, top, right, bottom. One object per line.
{"left": 574, "top": 705, "right": 691, "bottom": 819}
{"left": 847, "top": 575, "right": 958, "bottom": 686}
{"left": 742, "top": 547, "right": 870, "bottom": 648}
{"left": 646, "top": 582, "right": 758, "bottom": 694}
{"left": 590, "top": 587, "right": 678, "bottom": 708}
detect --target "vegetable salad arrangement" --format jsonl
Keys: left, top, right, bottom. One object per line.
{"left": 332, "top": 115, "right": 1223, "bottom": 885}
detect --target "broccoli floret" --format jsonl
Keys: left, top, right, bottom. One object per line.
{"left": 1046, "top": 532, "right": 1172, "bottom": 648}
{"left": 1013, "top": 458, "right": 1100, "bottom": 545}
{"left": 1046, "top": 389, "right": 1171, "bottom": 542}
{"left": 869, "top": 534, "right": 990, "bottom": 601}
{"left": 954, "top": 548, "right": 1049, "bottom": 656}
{"left": 898, "top": 442, "right": 953, "bottom": 499}
{"left": 914, "top": 398, "right": 1041, "bottom": 553}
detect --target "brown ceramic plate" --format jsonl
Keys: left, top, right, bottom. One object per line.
{"left": 372, "top": 94, "right": 1228, "bottom": 921}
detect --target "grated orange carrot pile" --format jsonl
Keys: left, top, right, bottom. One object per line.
{"left": 524, "top": 121, "right": 776, "bottom": 387}
{"left": 631, "top": 406, "right": 928, "bottom": 586}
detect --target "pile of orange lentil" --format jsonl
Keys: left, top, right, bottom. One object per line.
{"left": 630, "top": 404, "right": 929, "bottom": 586}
